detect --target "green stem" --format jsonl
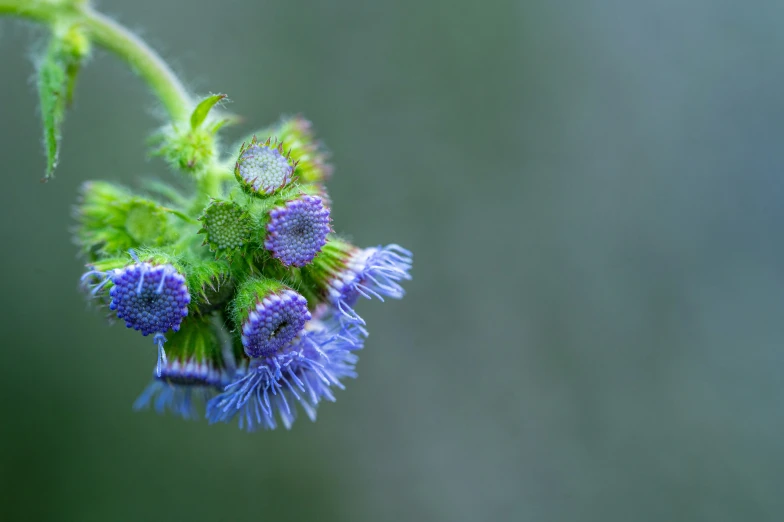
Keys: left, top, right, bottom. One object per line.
{"left": 0, "top": 0, "right": 191, "bottom": 122}
{"left": 81, "top": 7, "right": 191, "bottom": 121}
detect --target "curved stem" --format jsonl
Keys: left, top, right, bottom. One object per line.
{"left": 0, "top": 0, "right": 191, "bottom": 122}
{"left": 81, "top": 7, "right": 191, "bottom": 121}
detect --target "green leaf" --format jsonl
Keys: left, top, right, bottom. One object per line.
{"left": 36, "top": 27, "right": 89, "bottom": 180}
{"left": 37, "top": 39, "right": 67, "bottom": 180}
{"left": 190, "top": 94, "right": 227, "bottom": 129}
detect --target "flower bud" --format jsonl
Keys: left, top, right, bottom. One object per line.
{"left": 234, "top": 137, "right": 296, "bottom": 195}
{"left": 153, "top": 124, "right": 216, "bottom": 173}
{"left": 75, "top": 181, "right": 175, "bottom": 259}
{"left": 197, "top": 199, "right": 252, "bottom": 259}
{"left": 264, "top": 194, "right": 331, "bottom": 267}
{"left": 272, "top": 116, "right": 332, "bottom": 184}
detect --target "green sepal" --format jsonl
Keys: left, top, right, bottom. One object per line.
{"left": 36, "top": 25, "right": 90, "bottom": 180}
{"left": 300, "top": 236, "right": 357, "bottom": 305}
{"left": 158, "top": 315, "right": 225, "bottom": 382}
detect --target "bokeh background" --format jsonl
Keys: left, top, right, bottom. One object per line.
{"left": 2, "top": 0, "right": 784, "bottom": 520}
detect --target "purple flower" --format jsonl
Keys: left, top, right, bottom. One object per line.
{"left": 108, "top": 262, "right": 190, "bottom": 336}
{"left": 207, "top": 320, "right": 362, "bottom": 431}
{"left": 321, "top": 244, "right": 412, "bottom": 326}
{"left": 264, "top": 195, "right": 331, "bottom": 267}
{"left": 81, "top": 254, "right": 191, "bottom": 376}
{"left": 241, "top": 289, "right": 311, "bottom": 358}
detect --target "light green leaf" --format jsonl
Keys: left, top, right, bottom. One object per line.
{"left": 36, "top": 27, "right": 88, "bottom": 180}
{"left": 37, "top": 38, "right": 68, "bottom": 180}
{"left": 190, "top": 94, "right": 227, "bottom": 129}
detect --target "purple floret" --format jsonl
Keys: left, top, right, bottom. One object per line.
{"left": 242, "top": 289, "right": 311, "bottom": 358}
{"left": 265, "top": 195, "right": 330, "bottom": 267}
{"left": 109, "top": 263, "right": 190, "bottom": 336}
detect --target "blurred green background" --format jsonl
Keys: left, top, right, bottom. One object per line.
{"left": 2, "top": 0, "right": 784, "bottom": 520}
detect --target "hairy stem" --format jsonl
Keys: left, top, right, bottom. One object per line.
{"left": 0, "top": 0, "right": 191, "bottom": 122}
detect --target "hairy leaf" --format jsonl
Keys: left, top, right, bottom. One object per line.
{"left": 36, "top": 28, "right": 88, "bottom": 180}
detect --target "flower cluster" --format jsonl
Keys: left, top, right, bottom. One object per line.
{"left": 76, "top": 114, "right": 412, "bottom": 431}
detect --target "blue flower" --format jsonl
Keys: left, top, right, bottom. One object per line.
{"left": 108, "top": 262, "right": 190, "bottom": 335}
{"left": 81, "top": 253, "right": 191, "bottom": 376}
{"left": 317, "top": 244, "right": 412, "bottom": 327}
{"left": 241, "top": 289, "right": 311, "bottom": 358}
{"left": 264, "top": 195, "right": 331, "bottom": 267}
{"left": 207, "top": 320, "right": 362, "bottom": 431}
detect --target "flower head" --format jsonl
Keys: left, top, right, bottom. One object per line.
{"left": 233, "top": 278, "right": 311, "bottom": 358}
{"left": 264, "top": 195, "right": 331, "bottom": 267}
{"left": 108, "top": 261, "right": 190, "bottom": 336}
{"left": 198, "top": 199, "right": 252, "bottom": 259}
{"left": 235, "top": 137, "right": 295, "bottom": 195}
{"left": 333, "top": 244, "right": 413, "bottom": 306}
{"left": 207, "top": 320, "right": 362, "bottom": 431}
{"left": 306, "top": 241, "right": 412, "bottom": 325}
{"left": 82, "top": 252, "right": 191, "bottom": 376}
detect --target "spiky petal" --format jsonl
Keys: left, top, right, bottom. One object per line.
{"left": 133, "top": 381, "right": 213, "bottom": 420}
{"left": 329, "top": 244, "right": 412, "bottom": 310}
{"left": 207, "top": 320, "right": 362, "bottom": 431}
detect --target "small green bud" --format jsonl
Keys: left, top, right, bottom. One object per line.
{"left": 197, "top": 199, "right": 252, "bottom": 260}
{"left": 153, "top": 124, "right": 216, "bottom": 173}
{"left": 152, "top": 94, "right": 228, "bottom": 173}
{"left": 75, "top": 181, "right": 176, "bottom": 259}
